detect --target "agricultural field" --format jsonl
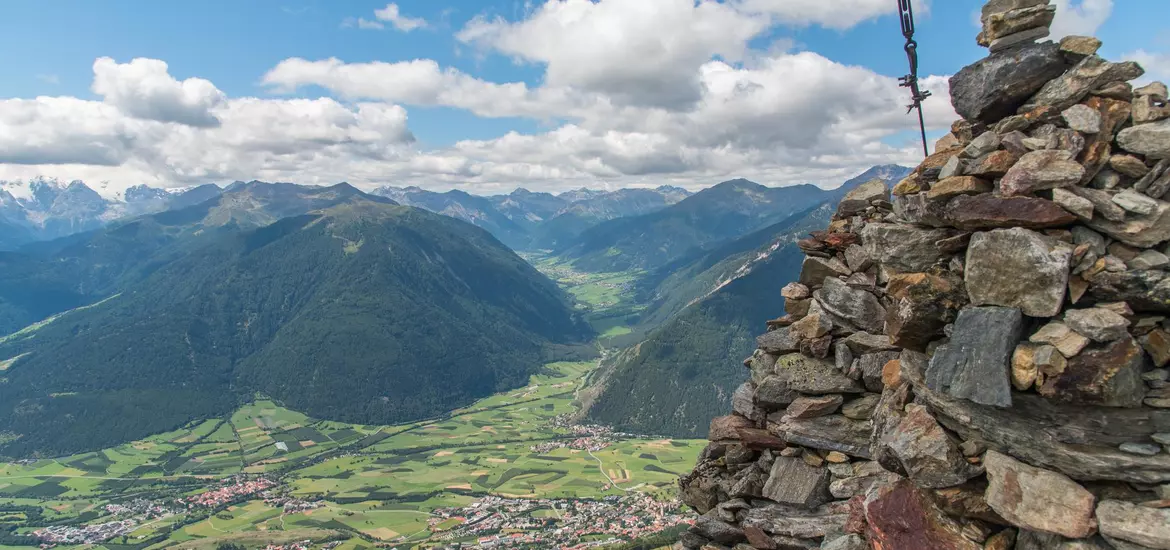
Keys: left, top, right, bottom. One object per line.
{"left": 0, "top": 361, "right": 705, "bottom": 549}
{"left": 525, "top": 253, "right": 647, "bottom": 342}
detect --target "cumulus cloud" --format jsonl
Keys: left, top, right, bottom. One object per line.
{"left": 0, "top": 97, "right": 137, "bottom": 166}
{"left": 457, "top": 0, "right": 771, "bottom": 108}
{"left": 1125, "top": 50, "right": 1170, "bottom": 86}
{"left": 92, "top": 57, "right": 226, "bottom": 127}
{"left": 3, "top": 1, "right": 964, "bottom": 194}
{"left": 374, "top": 3, "right": 428, "bottom": 31}
{"left": 1049, "top": 0, "right": 1112, "bottom": 40}
{"left": 1, "top": 58, "right": 416, "bottom": 189}
{"left": 262, "top": 57, "right": 591, "bottom": 119}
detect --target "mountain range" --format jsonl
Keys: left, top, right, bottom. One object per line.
{"left": 0, "top": 178, "right": 222, "bottom": 250}
{"left": 370, "top": 185, "right": 690, "bottom": 250}
{"left": 0, "top": 183, "right": 592, "bottom": 458}
{"left": 0, "top": 178, "right": 691, "bottom": 255}
{"left": 582, "top": 165, "right": 911, "bottom": 437}
{"left": 0, "top": 165, "right": 911, "bottom": 456}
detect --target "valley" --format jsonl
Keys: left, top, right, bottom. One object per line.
{"left": 0, "top": 249, "right": 700, "bottom": 549}
{"left": 0, "top": 166, "right": 909, "bottom": 549}
{"left": 0, "top": 360, "right": 704, "bottom": 549}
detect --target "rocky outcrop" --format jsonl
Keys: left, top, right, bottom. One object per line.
{"left": 678, "top": 5, "right": 1170, "bottom": 548}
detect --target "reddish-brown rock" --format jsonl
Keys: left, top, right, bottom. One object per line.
{"left": 783, "top": 395, "right": 845, "bottom": 420}
{"left": 736, "top": 428, "right": 787, "bottom": 450}
{"left": 928, "top": 176, "right": 994, "bottom": 201}
{"left": 885, "top": 271, "right": 968, "bottom": 350}
{"left": 743, "top": 525, "right": 778, "bottom": 550}
{"left": 710, "top": 415, "right": 754, "bottom": 441}
{"left": 1142, "top": 329, "right": 1170, "bottom": 367}
{"left": 968, "top": 150, "right": 1020, "bottom": 178}
{"left": 944, "top": 194, "right": 1077, "bottom": 231}
{"left": 883, "top": 404, "right": 984, "bottom": 489}
{"left": 865, "top": 480, "right": 981, "bottom": 550}
{"left": 1085, "top": 96, "right": 1134, "bottom": 140}
{"left": 1038, "top": 336, "right": 1147, "bottom": 407}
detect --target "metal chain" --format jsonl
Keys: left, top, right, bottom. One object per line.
{"left": 897, "top": 0, "right": 931, "bottom": 157}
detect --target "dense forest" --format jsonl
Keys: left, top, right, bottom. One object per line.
{"left": 586, "top": 212, "right": 820, "bottom": 436}
{"left": 0, "top": 198, "right": 591, "bottom": 458}
{"left": 584, "top": 165, "right": 910, "bottom": 437}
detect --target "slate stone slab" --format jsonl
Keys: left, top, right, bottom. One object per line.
{"left": 965, "top": 228, "right": 1073, "bottom": 317}
{"left": 926, "top": 306, "right": 1023, "bottom": 408}
{"left": 761, "top": 457, "right": 832, "bottom": 509}
{"left": 949, "top": 41, "right": 1068, "bottom": 124}
{"left": 813, "top": 277, "right": 887, "bottom": 334}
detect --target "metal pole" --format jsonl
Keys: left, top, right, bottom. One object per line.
{"left": 897, "top": 0, "right": 931, "bottom": 157}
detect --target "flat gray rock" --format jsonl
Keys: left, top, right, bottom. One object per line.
{"left": 1063, "top": 103, "right": 1103, "bottom": 133}
{"left": 1119, "top": 118, "right": 1170, "bottom": 159}
{"left": 1096, "top": 500, "right": 1170, "bottom": 549}
{"left": 1022, "top": 54, "right": 1145, "bottom": 112}
{"left": 756, "top": 375, "right": 798, "bottom": 409}
{"left": 838, "top": 178, "right": 889, "bottom": 217}
{"left": 861, "top": 222, "right": 959, "bottom": 272}
{"left": 813, "top": 278, "right": 886, "bottom": 334}
{"left": 1000, "top": 149, "right": 1085, "bottom": 196}
{"left": 757, "top": 328, "right": 801, "bottom": 354}
{"left": 767, "top": 414, "right": 874, "bottom": 459}
{"left": 965, "top": 228, "right": 1073, "bottom": 317}
{"left": 773, "top": 353, "right": 864, "bottom": 395}
{"left": 1064, "top": 307, "right": 1132, "bottom": 342}
{"left": 950, "top": 41, "right": 1068, "bottom": 123}
{"left": 926, "top": 306, "right": 1023, "bottom": 408}
{"left": 742, "top": 504, "right": 848, "bottom": 539}
{"left": 761, "top": 457, "right": 832, "bottom": 509}
{"left": 1086, "top": 199, "right": 1170, "bottom": 248}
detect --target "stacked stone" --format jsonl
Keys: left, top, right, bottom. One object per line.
{"left": 678, "top": 3, "right": 1170, "bottom": 549}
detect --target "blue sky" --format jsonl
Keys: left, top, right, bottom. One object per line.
{"left": 0, "top": 0, "right": 1166, "bottom": 195}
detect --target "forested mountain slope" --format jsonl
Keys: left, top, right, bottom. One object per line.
{"left": 555, "top": 179, "right": 830, "bottom": 272}
{"left": 583, "top": 208, "right": 826, "bottom": 436}
{"left": 0, "top": 197, "right": 590, "bottom": 458}
{"left": 0, "top": 182, "right": 389, "bottom": 336}
{"left": 584, "top": 166, "right": 911, "bottom": 436}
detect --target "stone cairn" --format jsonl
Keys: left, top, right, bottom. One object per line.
{"left": 678, "top": 1, "right": 1170, "bottom": 549}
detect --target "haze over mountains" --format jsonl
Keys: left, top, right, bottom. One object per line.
{"left": 0, "top": 178, "right": 222, "bottom": 250}
{"left": 0, "top": 164, "right": 910, "bottom": 458}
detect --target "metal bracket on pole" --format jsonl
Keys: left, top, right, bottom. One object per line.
{"left": 898, "top": 0, "right": 931, "bottom": 157}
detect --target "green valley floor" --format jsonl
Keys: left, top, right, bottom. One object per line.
{"left": 0, "top": 360, "right": 703, "bottom": 549}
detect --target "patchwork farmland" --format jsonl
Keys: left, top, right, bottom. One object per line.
{"left": 0, "top": 362, "right": 704, "bottom": 548}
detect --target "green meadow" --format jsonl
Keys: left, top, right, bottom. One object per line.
{"left": 0, "top": 361, "right": 704, "bottom": 548}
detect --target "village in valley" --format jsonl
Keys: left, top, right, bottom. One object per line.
{"left": 0, "top": 361, "right": 703, "bottom": 549}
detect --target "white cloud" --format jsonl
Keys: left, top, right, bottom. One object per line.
{"left": 0, "top": 59, "right": 416, "bottom": 190}
{"left": 2, "top": 0, "right": 962, "bottom": 195}
{"left": 262, "top": 57, "right": 589, "bottom": 119}
{"left": 355, "top": 18, "right": 385, "bottom": 30}
{"left": 92, "top": 57, "right": 226, "bottom": 128}
{"left": 374, "top": 3, "right": 428, "bottom": 31}
{"left": 1124, "top": 50, "right": 1170, "bottom": 86}
{"left": 35, "top": 74, "right": 60, "bottom": 85}
{"left": 457, "top": 0, "right": 772, "bottom": 108}
{"left": 1049, "top": 0, "right": 1113, "bottom": 40}
{"left": 0, "top": 97, "right": 137, "bottom": 166}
